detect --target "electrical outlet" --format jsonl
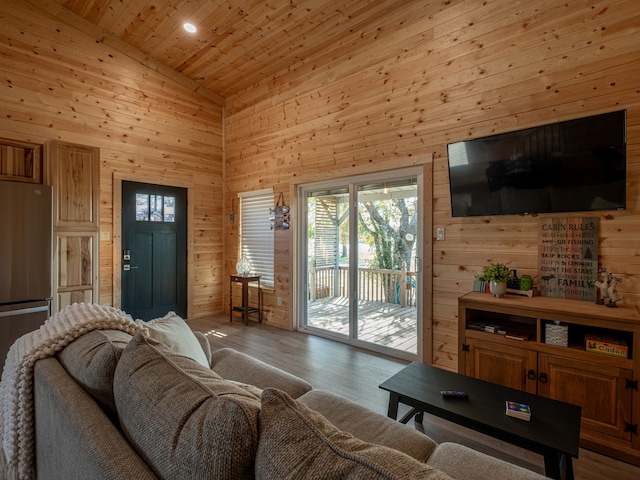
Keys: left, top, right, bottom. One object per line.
{"left": 277, "top": 297, "right": 282, "bottom": 306}
{"left": 436, "top": 227, "right": 445, "bottom": 241}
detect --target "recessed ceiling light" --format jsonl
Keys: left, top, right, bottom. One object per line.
{"left": 184, "top": 23, "right": 196, "bottom": 33}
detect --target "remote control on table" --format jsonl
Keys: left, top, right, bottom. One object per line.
{"left": 440, "top": 390, "right": 468, "bottom": 399}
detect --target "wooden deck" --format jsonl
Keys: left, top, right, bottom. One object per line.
{"left": 307, "top": 296, "right": 417, "bottom": 354}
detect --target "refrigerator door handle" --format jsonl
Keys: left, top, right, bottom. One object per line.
{"left": 0, "top": 305, "right": 50, "bottom": 318}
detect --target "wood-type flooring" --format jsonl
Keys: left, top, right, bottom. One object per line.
{"left": 187, "top": 314, "right": 640, "bottom": 480}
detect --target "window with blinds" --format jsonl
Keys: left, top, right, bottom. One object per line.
{"left": 238, "top": 188, "right": 274, "bottom": 287}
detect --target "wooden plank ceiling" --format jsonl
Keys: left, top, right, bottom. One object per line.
{"left": 51, "top": 0, "right": 402, "bottom": 99}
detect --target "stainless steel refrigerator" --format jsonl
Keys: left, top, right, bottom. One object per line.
{"left": 0, "top": 180, "right": 52, "bottom": 364}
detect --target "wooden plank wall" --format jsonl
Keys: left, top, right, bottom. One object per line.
{"left": 0, "top": 1, "right": 225, "bottom": 319}
{"left": 225, "top": 0, "right": 640, "bottom": 370}
{"left": 1, "top": 0, "right": 638, "bottom": 371}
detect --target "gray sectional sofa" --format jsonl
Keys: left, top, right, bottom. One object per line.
{"left": 31, "top": 327, "right": 549, "bottom": 479}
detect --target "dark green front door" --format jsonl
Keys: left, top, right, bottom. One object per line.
{"left": 122, "top": 181, "right": 187, "bottom": 320}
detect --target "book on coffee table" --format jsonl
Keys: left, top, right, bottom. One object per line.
{"left": 506, "top": 401, "right": 531, "bottom": 421}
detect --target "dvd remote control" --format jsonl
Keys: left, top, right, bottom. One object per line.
{"left": 440, "top": 390, "right": 468, "bottom": 399}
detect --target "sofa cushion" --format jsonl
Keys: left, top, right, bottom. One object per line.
{"left": 210, "top": 347, "right": 312, "bottom": 399}
{"left": 57, "top": 329, "right": 132, "bottom": 420}
{"left": 193, "top": 330, "right": 212, "bottom": 366}
{"left": 298, "top": 389, "right": 436, "bottom": 462}
{"left": 139, "top": 311, "right": 209, "bottom": 367}
{"left": 114, "top": 332, "right": 261, "bottom": 480}
{"left": 34, "top": 357, "right": 158, "bottom": 480}
{"left": 426, "top": 443, "right": 548, "bottom": 480}
{"left": 256, "top": 388, "right": 453, "bottom": 480}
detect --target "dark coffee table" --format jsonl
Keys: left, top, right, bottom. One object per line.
{"left": 379, "top": 362, "right": 581, "bottom": 480}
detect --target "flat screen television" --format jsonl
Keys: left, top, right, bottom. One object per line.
{"left": 447, "top": 110, "right": 626, "bottom": 217}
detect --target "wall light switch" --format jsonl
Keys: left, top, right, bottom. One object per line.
{"left": 436, "top": 227, "right": 445, "bottom": 241}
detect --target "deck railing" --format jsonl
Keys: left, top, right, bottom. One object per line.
{"left": 309, "top": 264, "right": 416, "bottom": 307}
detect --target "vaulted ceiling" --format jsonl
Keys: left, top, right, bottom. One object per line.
{"left": 52, "top": 0, "right": 401, "bottom": 99}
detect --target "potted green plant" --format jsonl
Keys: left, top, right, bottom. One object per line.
{"left": 482, "top": 263, "right": 511, "bottom": 298}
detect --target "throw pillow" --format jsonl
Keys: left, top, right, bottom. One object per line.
{"left": 114, "top": 333, "right": 261, "bottom": 480}
{"left": 139, "top": 311, "right": 209, "bottom": 367}
{"left": 256, "top": 388, "right": 453, "bottom": 480}
{"left": 57, "top": 329, "right": 132, "bottom": 420}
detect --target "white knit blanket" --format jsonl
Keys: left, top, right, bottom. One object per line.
{"left": 0, "top": 303, "right": 144, "bottom": 480}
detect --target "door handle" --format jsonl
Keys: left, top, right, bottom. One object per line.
{"left": 123, "top": 265, "right": 138, "bottom": 271}
{"left": 527, "top": 369, "right": 536, "bottom": 380}
{"left": 0, "top": 305, "right": 49, "bottom": 318}
{"left": 538, "top": 372, "right": 548, "bottom": 383}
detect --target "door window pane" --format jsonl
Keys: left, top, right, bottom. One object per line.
{"left": 136, "top": 194, "right": 149, "bottom": 221}
{"left": 136, "top": 193, "right": 177, "bottom": 222}
{"left": 306, "top": 187, "right": 350, "bottom": 336}
{"left": 150, "top": 195, "right": 163, "bottom": 222}
{"left": 164, "top": 196, "right": 176, "bottom": 222}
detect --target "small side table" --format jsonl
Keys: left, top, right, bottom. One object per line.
{"left": 229, "top": 275, "right": 262, "bottom": 325}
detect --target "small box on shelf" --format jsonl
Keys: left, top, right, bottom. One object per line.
{"left": 545, "top": 322, "right": 568, "bottom": 347}
{"left": 585, "top": 333, "right": 628, "bottom": 359}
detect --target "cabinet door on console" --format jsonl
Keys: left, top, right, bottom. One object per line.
{"left": 538, "top": 353, "right": 632, "bottom": 443}
{"left": 466, "top": 338, "right": 537, "bottom": 394}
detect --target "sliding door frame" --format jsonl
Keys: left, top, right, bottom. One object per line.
{"left": 289, "top": 156, "right": 433, "bottom": 363}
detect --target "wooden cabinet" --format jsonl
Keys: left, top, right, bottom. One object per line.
{"left": 0, "top": 138, "right": 43, "bottom": 183}
{"left": 458, "top": 292, "right": 640, "bottom": 465}
{"left": 49, "top": 141, "right": 100, "bottom": 312}
{"left": 538, "top": 353, "right": 633, "bottom": 444}
{"left": 465, "top": 338, "right": 538, "bottom": 393}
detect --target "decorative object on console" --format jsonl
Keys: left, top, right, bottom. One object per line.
{"left": 482, "top": 263, "right": 511, "bottom": 298}
{"left": 594, "top": 269, "right": 623, "bottom": 307}
{"left": 594, "top": 268, "right": 610, "bottom": 305}
{"left": 538, "top": 217, "right": 599, "bottom": 302}
{"left": 606, "top": 275, "right": 623, "bottom": 308}
{"left": 519, "top": 275, "right": 533, "bottom": 291}
{"left": 472, "top": 272, "right": 488, "bottom": 293}
{"left": 507, "top": 270, "right": 519, "bottom": 289}
{"left": 236, "top": 253, "right": 253, "bottom": 276}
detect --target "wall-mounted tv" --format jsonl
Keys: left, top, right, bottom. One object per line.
{"left": 447, "top": 110, "right": 627, "bottom": 217}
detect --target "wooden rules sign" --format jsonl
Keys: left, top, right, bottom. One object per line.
{"left": 538, "top": 217, "right": 599, "bottom": 301}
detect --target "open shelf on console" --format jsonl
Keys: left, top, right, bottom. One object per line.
{"left": 542, "top": 319, "right": 633, "bottom": 359}
{"left": 465, "top": 308, "right": 537, "bottom": 342}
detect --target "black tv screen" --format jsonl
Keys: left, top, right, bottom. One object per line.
{"left": 447, "top": 110, "right": 627, "bottom": 217}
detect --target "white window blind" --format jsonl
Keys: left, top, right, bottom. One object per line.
{"left": 238, "top": 188, "right": 274, "bottom": 287}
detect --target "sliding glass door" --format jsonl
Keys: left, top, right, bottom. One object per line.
{"left": 299, "top": 169, "right": 422, "bottom": 360}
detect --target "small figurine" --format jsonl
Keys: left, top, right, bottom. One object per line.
{"left": 606, "top": 275, "right": 623, "bottom": 308}
{"left": 594, "top": 269, "right": 610, "bottom": 305}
